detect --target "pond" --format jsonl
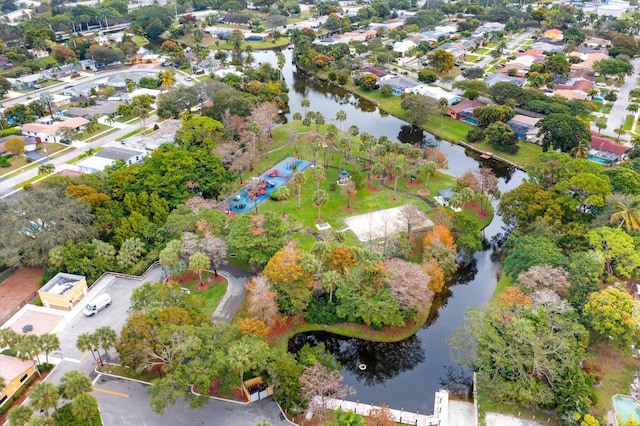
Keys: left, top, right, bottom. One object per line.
{"left": 252, "top": 50, "right": 527, "bottom": 412}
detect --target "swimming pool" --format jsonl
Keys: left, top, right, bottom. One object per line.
{"left": 228, "top": 157, "right": 312, "bottom": 214}
{"left": 588, "top": 155, "right": 610, "bottom": 165}
{"left": 613, "top": 394, "right": 640, "bottom": 425}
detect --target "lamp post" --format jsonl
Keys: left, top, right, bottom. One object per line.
{"left": 93, "top": 348, "right": 103, "bottom": 367}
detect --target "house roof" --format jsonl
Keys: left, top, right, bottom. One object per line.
{"left": 21, "top": 123, "right": 57, "bottom": 136}
{"left": 590, "top": 133, "right": 630, "bottom": 155}
{"left": 360, "top": 67, "right": 388, "bottom": 78}
{"left": 97, "top": 147, "right": 145, "bottom": 160}
{"left": 553, "top": 89, "right": 587, "bottom": 100}
{"left": 448, "top": 99, "right": 484, "bottom": 114}
{"left": 0, "top": 354, "right": 33, "bottom": 383}
{"left": 484, "top": 73, "right": 526, "bottom": 87}
{"left": 509, "top": 114, "right": 540, "bottom": 126}
{"left": 438, "top": 188, "right": 455, "bottom": 198}
{"left": 383, "top": 76, "right": 420, "bottom": 90}
{"left": 56, "top": 117, "right": 89, "bottom": 130}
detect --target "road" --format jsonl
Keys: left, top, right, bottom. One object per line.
{"left": 0, "top": 65, "right": 194, "bottom": 198}
{"left": 594, "top": 57, "right": 640, "bottom": 140}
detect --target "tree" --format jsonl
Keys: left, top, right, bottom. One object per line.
{"left": 188, "top": 252, "right": 210, "bottom": 285}
{"left": 76, "top": 332, "right": 98, "bottom": 365}
{"left": 29, "top": 382, "right": 59, "bottom": 418}
{"left": 245, "top": 275, "right": 278, "bottom": 326}
{"left": 59, "top": 370, "right": 92, "bottom": 400}
{"left": 610, "top": 199, "right": 640, "bottom": 232}
{"left": 358, "top": 73, "right": 378, "bottom": 91}
{"left": 584, "top": 285, "right": 640, "bottom": 353}
{"left": 336, "top": 408, "right": 365, "bottom": 426}
{"left": 0, "top": 76, "right": 11, "bottom": 95}
{"left": 116, "top": 238, "right": 146, "bottom": 270}
{"left": 427, "top": 50, "right": 454, "bottom": 73}
{"left": 587, "top": 226, "right": 640, "bottom": 278}
{"left": 536, "top": 114, "right": 591, "bottom": 153}
{"left": 300, "top": 361, "right": 355, "bottom": 420}
{"left": 70, "top": 393, "right": 99, "bottom": 426}
{"left": 503, "top": 234, "right": 567, "bottom": 277}
{"left": 367, "top": 403, "right": 396, "bottom": 426}
{"left": 88, "top": 46, "right": 123, "bottom": 65}
{"left": 39, "top": 333, "right": 59, "bottom": 366}
{"left": 94, "top": 326, "right": 117, "bottom": 360}
{"left": 263, "top": 245, "right": 313, "bottom": 315}
{"left": 51, "top": 45, "right": 76, "bottom": 63}
{"left": 15, "top": 334, "right": 42, "bottom": 377}
{"left": 38, "top": 163, "right": 55, "bottom": 176}
{"left": 227, "top": 335, "right": 270, "bottom": 390}
{"left": 226, "top": 213, "right": 286, "bottom": 268}
{"left": 276, "top": 186, "right": 291, "bottom": 217}
{"left": 484, "top": 121, "right": 519, "bottom": 154}
{"left": 176, "top": 116, "right": 223, "bottom": 150}
{"left": 385, "top": 258, "right": 433, "bottom": 311}
{"left": 314, "top": 190, "right": 329, "bottom": 220}
{"left": 4, "top": 137, "right": 25, "bottom": 155}
{"left": 340, "top": 180, "right": 357, "bottom": 209}
{"left": 311, "top": 166, "right": 327, "bottom": 191}
{"left": 157, "top": 70, "right": 175, "bottom": 88}
{"left": 8, "top": 406, "right": 32, "bottom": 426}
{"left": 159, "top": 239, "right": 183, "bottom": 274}
{"left": 293, "top": 172, "right": 306, "bottom": 210}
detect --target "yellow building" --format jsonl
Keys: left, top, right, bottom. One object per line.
{"left": 0, "top": 354, "right": 36, "bottom": 408}
{"left": 38, "top": 272, "right": 88, "bottom": 311}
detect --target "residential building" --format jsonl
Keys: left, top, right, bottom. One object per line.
{"left": 506, "top": 114, "right": 541, "bottom": 140}
{"left": 379, "top": 76, "right": 420, "bottom": 95}
{"left": 21, "top": 117, "right": 89, "bottom": 143}
{"left": 445, "top": 99, "right": 485, "bottom": 122}
{"left": 484, "top": 73, "right": 526, "bottom": 87}
{"left": 409, "top": 85, "right": 462, "bottom": 105}
{"left": 590, "top": 133, "right": 630, "bottom": 164}
{"left": 76, "top": 146, "right": 147, "bottom": 173}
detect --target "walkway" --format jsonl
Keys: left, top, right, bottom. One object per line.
{"left": 210, "top": 263, "right": 252, "bottom": 323}
{"left": 599, "top": 57, "right": 640, "bottom": 140}
{"left": 310, "top": 390, "right": 450, "bottom": 426}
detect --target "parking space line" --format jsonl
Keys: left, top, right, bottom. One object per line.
{"left": 80, "top": 351, "right": 91, "bottom": 361}
{"left": 92, "top": 387, "right": 130, "bottom": 398}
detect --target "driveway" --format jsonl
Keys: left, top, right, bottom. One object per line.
{"left": 210, "top": 263, "right": 252, "bottom": 323}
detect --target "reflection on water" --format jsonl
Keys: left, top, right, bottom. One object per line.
{"left": 251, "top": 49, "right": 527, "bottom": 411}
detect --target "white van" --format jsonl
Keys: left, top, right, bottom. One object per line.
{"left": 83, "top": 294, "right": 112, "bottom": 317}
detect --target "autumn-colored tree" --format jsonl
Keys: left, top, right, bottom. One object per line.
{"left": 300, "top": 361, "right": 355, "bottom": 421}
{"left": 398, "top": 204, "right": 425, "bottom": 238}
{"left": 430, "top": 207, "right": 454, "bottom": 227}
{"left": 340, "top": 180, "right": 357, "bottom": 209}
{"left": 326, "top": 246, "right": 359, "bottom": 275}
{"left": 423, "top": 225, "right": 456, "bottom": 250}
{"left": 499, "top": 286, "right": 532, "bottom": 309}
{"left": 263, "top": 246, "right": 313, "bottom": 315}
{"left": 245, "top": 274, "right": 279, "bottom": 327}
{"left": 237, "top": 317, "right": 269, "bottom": 339}
{"left": 366, "top": 403, "right": 396, "bottom": 426}
{"left": 65, "top": 184, "right": 111, "bottom": 209}
{"left": 385, "top": 258, "right": 433, "bottom": 311}
{"left": 516, "top": 265, "right": 570, "bottom": 298}
{"left": 424, "top": 148, "right": 449, "bottom": 169}
{"left": 5, "top": 137, "right": 25, "bottom": 155}
{"left": 422, "top": 259, "right": 445, "bottom": 293}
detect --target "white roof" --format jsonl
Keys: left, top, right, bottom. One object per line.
{"left": 411, "top": 85, "right": 461, "bottom": 103}
{"left": 393, "top": 39, "right": 417, "bottom": 54}
{"left": 127, "top": 88, "right": 161, "bottom": 99}
{"left": 76, "top": 156, "right": 116, "bottom": 173}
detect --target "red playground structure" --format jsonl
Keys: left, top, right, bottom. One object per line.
{"left": 267, "top": 169, "right": 288, "bottom": 178}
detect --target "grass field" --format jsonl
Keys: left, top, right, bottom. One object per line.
{"left": 174, "top": 271, "right": 228, "bottom": 317}
{"left": 76, "top": 124, "right": 111, "bottom": 141}
{"left": 623, "top": 115, "right": 635, "bottom": 131}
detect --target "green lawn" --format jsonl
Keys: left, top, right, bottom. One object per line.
{"left": 0, "top": 143, "right": 68, "bottom": 177}
{"left": 68, "top": 147, "right": 103, "bottom": 164}
{"left": 117, "top": 115, "right": 135, "bottom": 123}
{"left": 476, "top": 48, "right": 489, "bottom": 54}
{"left": 603, "top": 104, "right": 613, "bottom": 115}
{"left": 75, "top": 124, "right": 110, "bottom": 141}
{"left": 116, "top": 128, "right": 144, "bottom": 141}
{"left": 132, "top": 35, "right": 149, "bottom": 46}
{"left": 97, "top": 363, "right": 156, "bottom": 383}
{"left": 623, "top": 115, "right": 634, "bottom": 131}
{"left": 465, "top": 54, "right": 479, "bottom": 61}
{"left": 211, "top": 37, "right": 291, "bottom": 51}
{"left": 176, "top": 271, "right": 228, "bottom": 317}
{"left": 470, "top": 139, "right": 544, "bottom": 169}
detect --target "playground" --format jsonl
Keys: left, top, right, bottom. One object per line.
{"left": 228, "top": 157, "right": 312, "bottom": 214}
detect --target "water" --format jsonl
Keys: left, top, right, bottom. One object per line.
{"left": 612, "top": 395, "right": 640, "bottom": 424}
{"left": 251, "top": 50, "right": 527, "bottom": 411}
{"left": 587, "top": 154, "right": 610, "bottom": 165}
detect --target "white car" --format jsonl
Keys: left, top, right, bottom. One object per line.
{"left": 184, "top": 76, "right": 192, "bottom": 81}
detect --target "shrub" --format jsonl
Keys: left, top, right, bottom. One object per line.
{"left": 0, "top": 127, "right": 21, "bottom": 137}
{"left": 466, "top": 127, "right": 485, "bottom": 143}
{"left": 327, "top": 71, "right": 337, "bottom": 81}
{"left": 304, "top": 296, "right": 339, "bottom": 325}
{"left": 0, "top": 155, "right": 10, "bottom": 168}
{"left": 269, "top": 186, "right": 291, "bottom": 201}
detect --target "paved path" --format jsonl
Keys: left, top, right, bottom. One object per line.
{"left": 597, "top": 57, "right": 640, "bottom": 140}
{"left": 210, "top": 263, "right": 252, "bottom": 323}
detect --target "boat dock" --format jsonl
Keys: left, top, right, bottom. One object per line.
{"left": 309, "top": 389, "right": 449, "bottom": 426}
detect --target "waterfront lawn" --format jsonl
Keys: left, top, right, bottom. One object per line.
{"left": 588, "top": 342, "right": 640, "bottom": 417}
{"left": 470, "top": 139, "right": 543, "bottom": 168}
{"left": 213, "top": 37, "right": 290, "bottom": 51}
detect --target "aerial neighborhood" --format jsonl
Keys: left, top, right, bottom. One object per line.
{"left": 2, "top": 0, "right": 640, "bottom": 425}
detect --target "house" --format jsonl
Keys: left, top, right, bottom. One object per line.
{"left": 21, "top": 117, "right": 89, "bottom": 143}
{"left": 445, "top": 99, "right": 485, "bottom": 121}
{"left": 484, "top": 73, "right": 526, "bottom": 87}
{"left": 38, "top": 272, "right": 88, "bottom": 311}
{"left": 126, "top": 88, "right": 161, "bottom": 100}
{"left": 393, "top": 39, "right": 418, "bottom": 56}
{"left": 589, "top": 133, "right": 630, "bottom": 164}
{"left": 506, "top": 115, "right": 540, "bottom": 139}
{"left": 554, "top": 79, "right": 594, "bottom": 93}
{"left": 379, "top": 76, "right": 420, "bottom": 95}
{"left": 123, "top": 118, "right": 182, "bottom": 151}
{"left": 553, "top": 89, "right": 587, "bottom": 101}
{"left": 6, "top": 74, "right": 42, "bottom": 90}
{"left": 410, "top": 85, "right": 462, "bottom": 105}
{"left": 0, "top": 354, "right": 36, "bottom": 409}
{"left": 530, "top": 41, "right": 564, "bottom": 53}
{"left": 542, "top": 29, "right": 564, "bottom": 41}
{"left": 76, "top": 146, "right": 147, "bottom": 173}
{"left": 359, "top": 67, "right": 389, "bottom": 79}
{"left": 28, "top": 49, "right": 49, "bottom": 59}
{"left": 65, "top": 103, "right": 119, "bottom": 121}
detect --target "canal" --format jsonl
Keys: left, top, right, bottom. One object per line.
{"left": 253, "top": 50, "right": 527, "bottom": 412}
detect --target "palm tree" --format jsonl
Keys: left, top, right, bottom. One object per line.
{"left": 392, "top": 164, "right": 403, "bottom": 199}
{"left": 311, "top": 241, "right": 331, "bottom": 274}
{"left": 313, "top": 190, "right": 328, "bottom": 220}
{"left": 84, "top": 116, "right": 101, "bottom": 135}
{"left": 59, "top": 370, "right": 92, "bottom": 400}
{"left": 337, "top": 137, "right": 350, "bottom": 169}
{"left": 301, "top": 98, "right": 310, "bottom": 116}
{"left": 94, "top": 326, "right": 117, "bottom": 361}
{"left": 615, "top": 125, "right": 626, "bottom": 142}
{"left": 335, "top": 110, "right": 347, "bottom": 132}
{"left": 610, "top": 200, "right": 640, "bottom": 232}
{"left": 39, "top": 333, "right": 59, "bottom": 366}
{"left": 157, "top": 70, "right": 176, "bottom": 89}
{"left": 422, "top": 161, "right": 437, "bottom": 192}
{"left": 595, "top": 117, "right": 607, "bottom": 135}
{"left": 292, "top": 112, "right": 302, "bottom": 122}
{"left": 460, "top": 187, "right": 475, "bottom": 208}
{"left": 570, "top": 140, "right": 590, "bottom": 158}
{"left": 0, "top": 327, "right": 18, "bottom": 349}
{"left": 293, "top": 172, "right": 306, "bottom": 209}
{"left": 15, "top": 334, "right": 42, "bottom": 377}
{"left": 278, "top": 186, "right": 291, "bottom": 217}
{"left": 311, "top": 165, "right": 326, "bottom": 192}
{"left": 449, "top": 192, "right": 464, "bottom": 210}
{"left": 76, "top": 332, "right": 98, "bottom": 366}
{"left": 132, "top": 107, "right": 150, "bottom": 130}
{"left": 29, "top": 382, "right": 59, "bottom": 418}
{"left": 8, "top": 405, "right": 32, "bottom": 426}
{"left": 71, "top": 393, "right": 99, "bottom": 426}
{"left": 189, "top": 252, "right": 210, "bottom": 286}
{"left": 372, "top": 163, "right": 385, "bottom": 188}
